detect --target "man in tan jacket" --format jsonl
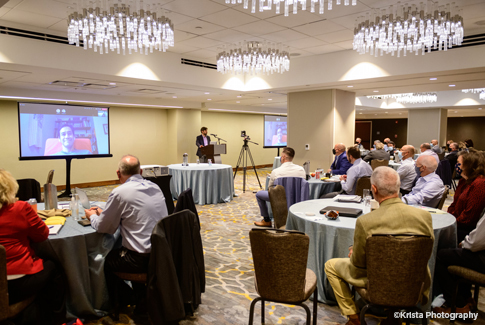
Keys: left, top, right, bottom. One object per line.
{"left": 325, "top": 167, "right": 434, "bottom": 325}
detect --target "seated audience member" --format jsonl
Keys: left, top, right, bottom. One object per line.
{"left": 325, "top": 167, "right": 434, "bottom": 325}
{"left": 447, "top": 151, "right": 485, "bottom": 242}
{"left": 371, "top": 140, "right": 380, "bottom": 150}
{"left": 339, "top": 147, "right": 373, "bottom": 195}
{"left": 446, "top": 139, "right": 454, "bottom": 152}
{"left": 464, "top": 138, "right": 474, "bottom": 149}
{"left": 383, "top": 138, "right": 390, "bottom": 151}
{"left": 397, "top": 145, "right": 417, "bottom": 195}
{"left": 402, "top": 155, "right": 445, "bottom": 208}
{"left": 85, "top": 155, "right": 168, "bottom": 311}
{"left": 444, "top": 142, "right": 459, "bottom": 174}
{"left": 363, "top": 141, "right": 390, "bottom": 163}
{"left": 419, "top": 142, "right": 440, "bottom": 163}
{"left": 328, "top": 143, "right": 352, "bottom": 175}
{"left": 52, "top": 124, "right": 91, "bottom": 155}
{"left": 433, "top": 211, "right": 485, "bottom": 318}
{"left": 0, "top": 169, "right": 66, "bottom": 324}
{"left": 431, "top": 139, "right": 443, "bottom": 154}
{"left": 355, "top": 138, "right": 364, "bottom": 150}
{"left": 387, "top": 141, "right": 397, "bottom": 159}
{"left": 255, "top": 147, "right": 305, "bottom": 227}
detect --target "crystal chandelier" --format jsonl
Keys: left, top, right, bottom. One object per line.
{"left": 217, "top": 41, "right": 290, "bottom": 75}
{"left": 67, "top": 0, "right": 174, "bottom": 55}
{"left": 462, "top": 89, "right": 485, "bottom": 101}
{"left": 225, "top": 0, "right": 357, "bottom": 16}
{"left": 367, "top": 93, "right": 438, "bottom": 104}
{"left": 353, "top": 0, "right": 464, "bottom": 57}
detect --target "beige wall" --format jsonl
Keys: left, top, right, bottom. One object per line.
{"left": 407, "top": 108, "right": 447, "bottom": 149}
{"left": 0, "top": 101, "right": 169, "bottom": 186}
{"left": 333, "top": 89, "right": 356, "bottom": 146}
{"left": 201, "top": 111, "right": 276, "bottom": 167}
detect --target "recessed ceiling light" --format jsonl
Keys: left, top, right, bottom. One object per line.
{"left": 359, "top": 112, "right": 362, "bottom": 114}
{"left": 375, "top": 114, "right": 377, "bottom": 115}
{"left": 236, "top": 101, "right": 240, "bottom": 103}
{"left": 207, "top": 99, "right": 211, "bottom": 101}
{"left": 237, "top": 95, "right": 242, "bottom": 98}
{"left": 454, "top": 111, "right": 458, "bottom": 113}
{"left": 348, "top": 85, "right": 353, "bottom": 88}
{"left": 429, "top": 78, "right": 437, "bottom": 81}
{"left": 373, "top": 90, "right": 379, "bottom": 93}
{"left": 268, "top": 98, "right": 272, "bottom": 101}
{"left": 449, "top": 84, "right": 456, "bottom": 87}
{"left": 262, "top": 104, "right": 265, "bottom": 105}
{"left": 109, "top": 82, "right": 116, "bottom": 85}
{"left": 399, "top": 113, "right": 402, "bottom": 115}
{"left": 204, "top": 92, "right": 210, "bottom": 94}
{"left": 479, "top": 108, "right": 482, "bottom": 110}
{"left": 172, "top": 96, "right": 177, "bottom": 98}
{"left": 385, "top": 112, "right": 388, "bottom": 114}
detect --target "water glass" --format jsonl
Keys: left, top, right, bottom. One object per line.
{"left": 362, "top": 189, "right": 371, "bottom": 199}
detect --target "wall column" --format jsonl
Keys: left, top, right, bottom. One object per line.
{"left": 407, "top": 108, "right": 447, "bottom": 149}
{"left": 287, "top": 89, "right": 355, "bottom": 170}
{"left": 166, "top": 109, "right": 201, "bottom": 164}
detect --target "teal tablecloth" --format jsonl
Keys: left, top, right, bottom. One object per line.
{"left": 286, "top": 199, "right": 457, "bottom": 310}
{"left": 265, "top": 176, "right": 341, "bottom": 199}
{"left": 33, "top": 202, "right": 116, "bottom": 318}
{"left": 168, "top": 163, "right": 234, "bottom": 205}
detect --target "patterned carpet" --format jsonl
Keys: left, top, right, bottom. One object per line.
{"left": 73, "top": 169, "right": 483, "bottom": 325}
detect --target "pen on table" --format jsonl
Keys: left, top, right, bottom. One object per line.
{"left": 48, "top": 226, "right": 54, "bottom": 229}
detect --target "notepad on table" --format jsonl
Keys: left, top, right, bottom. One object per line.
{"left": 48, "top": 224, "right": 63, "bottom": 235}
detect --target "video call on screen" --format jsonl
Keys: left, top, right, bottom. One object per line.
{"left": 264, "top": 115, "right": 287, "bottom": 148}
{"left": 18, "top": 102, "right": 110, "bottom": 158}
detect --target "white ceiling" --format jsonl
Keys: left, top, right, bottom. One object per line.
{"left": 0, "top": 0, "right": 484, "bottom": 114}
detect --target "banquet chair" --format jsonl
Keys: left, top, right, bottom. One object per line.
{"left": 273, "top": 177, "right": 309, "bottom": 208}
{"left": 438, "top": 152, "right": 446, "bottom": 161}
{"left": 248, "top": 228, "right": 317, "bottom": 325}
{"left": 355, "top": 177, "right": 371, "bottom": 198}
{"left": 370, "top": 159, "right": 388, "bottom": 170}
{"left": 447, "top": 266, "right": 485, "bottom": 323}
{"left": 354, "top": 234, "right": 433, "bottom": 325}
{"left": 144, "top": 175, "right": 175, "bottom": 215}
{"left": 0, "top": 245, "right": 36, "bottom": 323}
{"left": 436, "top": 186, "right": 450, "bottom": 210}
{"left": 268, "top": 185, "right": 288, "bottom": 229}
{"left": 15, "top": 178, "right": 41, "bottom": 202}
{"left": 174, "top": 188, "right": 200, "bottom": 230}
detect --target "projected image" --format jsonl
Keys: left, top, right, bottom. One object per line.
{"left": 263, "top": 115, "right": 287, "bottom": 148}
{"left": 18, "top": 103, "right": 110, "bottom": 158}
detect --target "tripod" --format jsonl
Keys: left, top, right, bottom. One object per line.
{"left": 234, "top": 138, "right": 262, "bottom": 193}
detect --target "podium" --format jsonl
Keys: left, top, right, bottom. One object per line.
{"left": 200, "top": 144, "right": 226, "bottom": 163}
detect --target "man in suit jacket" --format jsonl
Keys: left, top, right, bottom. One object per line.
{"left": 328, "top": 143, "right": 352, "bottom": 175}
{"left": 444, "top": 142, "right": 459, "bottom": 174}
{"left": 363, "top": 141, "right": 390, "bottom": 163}
{"left": 325, "top": 167, "right": 434, "bottom": 325}
{"left": 196, "top": 127, "right": 211, "bottom": 157}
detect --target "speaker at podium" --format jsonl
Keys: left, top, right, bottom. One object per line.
{"left": 199, "top": 144, "right": 226, "bottom": 164}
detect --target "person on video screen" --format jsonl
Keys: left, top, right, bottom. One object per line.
{"left": 273, "top": 128, "right": 286, "bottom": 146}
{"left": 51, "top": 124, "right": 91, "bottom": 155}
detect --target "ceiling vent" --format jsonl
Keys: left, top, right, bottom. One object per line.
{"left": 49, "top": 80, "right": 86, "bottom": 87}
{"left": 135, "top": 89, "right": 166, "bottom": 94}
{"left": 181, "top": 58, "right": 217, "bottom": 70}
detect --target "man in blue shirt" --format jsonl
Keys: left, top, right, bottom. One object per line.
{"left": 340, "top": 147, "right": 373, "bottom": 195}
{"left": 328, "top": 143, "right": 352, "bottom": 175}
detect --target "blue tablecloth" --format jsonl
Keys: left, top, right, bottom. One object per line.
{"left": 33, "top": 202, "right": 116, "bottom": 318}
{"left": 273, "top": 157, "right": 281, "bottom": 170}
{"left": 389, "top": 161, "right": 401, "bottom": 170}
{"left": 168, "top": 163, "right": 234, "bottom": 205}
{"left": 286, "top": 199, "right": 457, "bottom": 310}
{"left": 265, "top": 176, "right": 341, "bottom": 199}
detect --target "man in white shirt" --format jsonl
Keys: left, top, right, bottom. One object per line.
{"left": 420, "top": 143, "right": 440, "bottom": 163}
{"left": 255, "top": 147, "right": 305, "bottom": 227}
{"left": 339, "top": 147, "right": 373, "bottom": 195}
{"left": 402, "top": 155, "right": 445, "bottom": 208}
{"left": 397, "top": 145, "right": 417, "bottom": 195}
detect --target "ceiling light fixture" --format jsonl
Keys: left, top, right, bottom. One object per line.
{"left": 347, "top": 85, "right": 354, "bottom": 88}
{"left": 367, "top": 92, "right": 437, "bottom": 104}
{"left": 217, "top": 41, "right": 290, "bottom": 75}
{"left": 449, "top": 85, "right": 456, "bottom": 87}
{"left": 67, "top": 0, "right": 174, "bottom": 55}
{"left": 353, "top": 1, "right": 464, "bottom": 57}
{"left": 226, "top": 0, "right": 357, "bottom": 16}
{"left": 429, "top": 78, "right": 437, "bottom": 80}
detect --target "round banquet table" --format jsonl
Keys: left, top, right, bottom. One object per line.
{"left": 265, "top": 176, "right": 342, "bottom": 199}
{"left": 285, "top": 199, "right": 457, "bottom": 310}
{"left": 32, "top": 202, "right": 117, "bottom": 318}
{"left": 168, "top": 163, "right": 235, "bottom": 205}
{"left": 389, "top": 161, "right": 401, "bottom": 170}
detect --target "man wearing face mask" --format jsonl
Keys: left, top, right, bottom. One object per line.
{"left": 387, "top": 141, "right": 397, "bottom": 158}
{"left": 383, "top": 138, "right": 391, "bottom": 151}
{"left": 444, "top": 142, "right": 459, "bottom": 174}
{"left": 396, "top": 145, "right": 417, "bottom": 195}
{"left": 431, "top": 139, "right": 443, "bottom": 154}
{"left": 328, "top": 143, "right": 352, "bottom": 175}
{"left": 254, "top": 147, "right": 305, "bottom": 227}
{"left": 420, "top": 143, "right": 440, "bottom": 163}
{"left": 402, "top": 155, "right": 445, "bottom": 208}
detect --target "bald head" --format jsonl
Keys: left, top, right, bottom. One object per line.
{"left": 334, "top": 143, "right": 346, "bottom": 156}
{"left": 420, "top": 143, "right": 431, "bottom": 152}
{"left": 431, "top": 139, "right": 438, "bottom": 146}
{"left": 400, "top": 145, "right": 415, "bottom": 160}
{"left": 371, "top": 167, "right": 400, "bottom": 202}
{"left": 118, "top": 154, "right": 141, "bottom": 177}
{"left": 416, "top": 155, "right": 438, "bottom": 176}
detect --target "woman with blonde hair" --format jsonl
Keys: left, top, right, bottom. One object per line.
{"left": 0, "top": 169, "right": 66, "bottom": 324}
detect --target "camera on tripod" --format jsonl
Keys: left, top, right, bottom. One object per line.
{"left": 241, "top": 130, "right": 250, "bottom": 141}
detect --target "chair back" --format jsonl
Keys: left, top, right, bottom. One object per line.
{"left": 355, "top": 177, "right": 371, "bottom": 198}
{"left": 249, "top": 228, "right": 309, "bottom": 303}
{"left": 15, "top": 179, "right": 41, "bottom": 202}
{"left": 436, "top": 186, "right": 449, "bottom": 210}
{"left": 269, "top": 185, "right": 288, "bottom": 229}
{"left": 438, "top": 152, "right": 445, "bottom": 161}
{"left": 274, "top": 177, "right": 309, "bottom": 209}
{"left": 174, "top": 188, "right": 200, "bottom": 230}
{"left": 145, "top": 175, "right": 175, "bottom": 215}
{"left": 0, "top": 245, "right": 8, "bottom": 321}
{"left": 365, "top": 234, "right": 433, "bottom": 307}
{"left": 436, "top": 159, "right": 452, "bottom": 186}
{"left": 371, "top": 159, "right": 388, "bottom": 170}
